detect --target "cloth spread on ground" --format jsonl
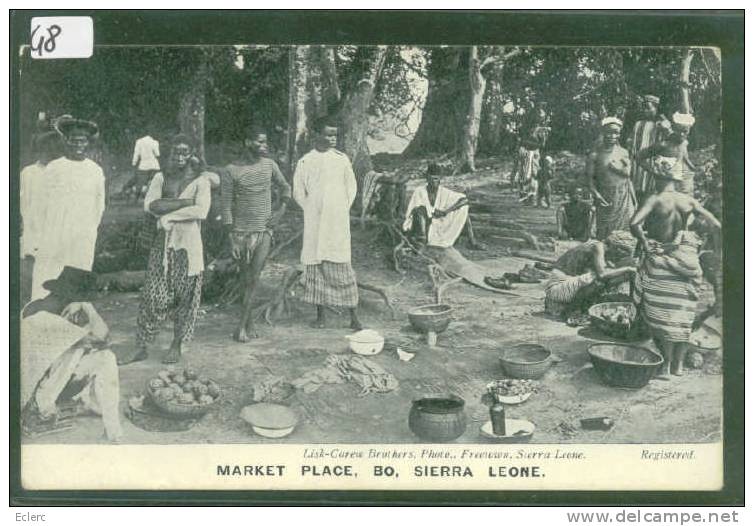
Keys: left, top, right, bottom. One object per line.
{"left": 633, "top": 233, "right": 700, "bottom": 343}
{"left": 30, "top": 157, "right": 106, "bottom": 300}
{"left": 402, "top": 184, "right": 469, "bottom": 248}
{"left": 144, "top": 172, "right": 212, "bottom": 277}
{"left": 291, "top": 354, "right": 398, "bottom": 396}
{"left": 293, "top": 149, "right": 357, "bottom": 265}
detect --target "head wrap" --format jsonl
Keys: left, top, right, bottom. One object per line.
{"left": 644, "top": 95, "right": 660, "bottom": 105}
{"left": 56, "top": 117, "right": 98, "bottom": 138}
{"left": 600, "top": 117, "right": 623, "bottom": 129}
{"left": 672, "top": 112, "right": 696, "bottom": 128}
{"left": 604, "top": 230, "right": 637, "bottom": 255}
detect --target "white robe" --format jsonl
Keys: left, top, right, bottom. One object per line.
{"left": 31, "top": 157, "right": 106, "bottom": 300}
{"left": 293, "top": 149, "right": 357, "bottom": 265}
{"left": 20, "top": 162, "right": 47, "bottom": 258}
{"left": 402, "top": 184, "right": 469, "bottom": 248}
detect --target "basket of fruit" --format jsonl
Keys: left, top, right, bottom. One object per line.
{"left": 588, "top": 302, "right": 638, "bottom": 340}
{"left": 146, "top": 367, "right": 222, "bottom": 419}
{"left": 483, "top": 379, "right": 538, "bottom": 405}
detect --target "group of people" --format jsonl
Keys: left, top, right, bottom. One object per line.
{"left": 543, "top": 94, "right": 721, "bottom": 378}
{"left": 19, "top": 115, "right": 364, "bottom": 440}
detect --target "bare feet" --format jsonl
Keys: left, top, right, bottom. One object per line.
{"left": 117, "top": 348, "right": 148, "bottom": 366}
{"left": 234, "top": 324, "right": 259, "bottom": 343}
{"left": 350, "top": 318, "right": 364, "bottom": 331}
{"left": 162, "top": 343, "right": 183, "bottom": 364}
{"left": 671, "top": 362, "right": 685, "bottom": 376}
{"left": 309, "top": 319, "right": 326, "bottom": 329}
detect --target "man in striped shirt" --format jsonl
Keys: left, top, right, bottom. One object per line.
{"left": 221, "top": 126, "right": 292, "bottom": 342}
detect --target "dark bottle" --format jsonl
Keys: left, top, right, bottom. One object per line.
{"left": 490, "top": 393, "right": 507, "bottom": 436}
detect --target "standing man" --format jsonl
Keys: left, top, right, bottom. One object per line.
{"left": 129, "top": 124, "right": 161, "bottom": 201}
{"left": 221, "top": 126, "right": 292, "bottom": 342}
{"left": 20, "top": 130, "right": 61, "bottom": 305}
{"left": 31, "top": 118, "right": 105, "bottom": 301}
{"left": 293, "top": 118, "right": 361, "bottom": 330}
{"left": 627, "top": 95, "right": 670, "bottom": 203}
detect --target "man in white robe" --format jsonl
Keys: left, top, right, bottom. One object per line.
{"left": 21, "top": 266, "right": 122, "bottom": 442}
{"left": 31, "top": 119, "right": 105, "bottom": 301}
{"left": 403, "top": 162, "right": 481, "bottom": 249}
{"left": 293, "top": 120, "right": 361, "bottom": 330}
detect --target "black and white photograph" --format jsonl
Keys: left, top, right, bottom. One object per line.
{"left": 9, "top": 10, "right": 744, "bottom": 501}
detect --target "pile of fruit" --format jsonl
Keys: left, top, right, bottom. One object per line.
{"left": 487, "top": 379, "right": 539, "bottom": 397}
{"left": 601, "top": 304, "right": 633, "bottom": 328}
{"left": 147, "top": 367, "right": 221, "bottom": 406}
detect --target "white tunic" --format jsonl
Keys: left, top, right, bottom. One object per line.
{"left": 20, "top": 162, "right": 47, "bottom": 258}
{"left": 31, "top": 157, "right": 106, "bottom": 300}
{"left": 293, "top": 149, "right": 357, "bottom": 265}
{"left": 132, "top": 135, "right": 161, "bottom": 171}
{"left": 403, "top": 184, "right": 469, "bottom": 248}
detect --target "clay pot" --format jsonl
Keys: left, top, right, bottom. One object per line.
{"left": 408, "top": 395, "right": 467, "bottom": 442}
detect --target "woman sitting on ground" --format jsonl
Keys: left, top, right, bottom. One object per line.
{"left": 544, "top": 230, "right": 637, "bottom": 320}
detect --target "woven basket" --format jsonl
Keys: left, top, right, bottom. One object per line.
{"left": 499, "top": 344, "right": 552, "bottom": 379}
{"left": 588, "top": 302, "right": 638, "bottom": 340}
{"left": 146, "top": 380, "right": 221, "bottom": 420}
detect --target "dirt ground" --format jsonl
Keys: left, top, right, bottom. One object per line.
{"left": 24, "top": 166, "right": 723, "bottom": 445}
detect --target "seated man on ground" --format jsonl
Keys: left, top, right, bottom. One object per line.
{"left": 21, "top": 266, "right": 123, "bottom": 442}
{"left": 402, "top": 162, "right": 483, "bottom": 250}
{"left": 556, "top": 186, "right": 595, "bottom": 242}
{"left": 544, "top": 230, "right": 637, "bottom": 321}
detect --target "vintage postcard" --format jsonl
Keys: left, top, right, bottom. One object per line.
{"left": 9, "top": 11, "right": 743, "bottom": 503}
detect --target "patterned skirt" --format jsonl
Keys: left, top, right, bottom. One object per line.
{"left": 633, "top": 257, "right": 697, "bottom": 343}
{"left": 596, "top": 180, "right": 636, "bottom": 240}
{"left": 303, "top": 261, "right": 359, "bottom": 308}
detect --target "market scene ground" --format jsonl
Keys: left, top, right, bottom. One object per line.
{"left": 23, "top": 156, "right": 722, "bottom": 445}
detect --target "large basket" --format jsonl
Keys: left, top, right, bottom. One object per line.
{"left": 408, "top": 304, "right": 453, "bottom": 334}
{"left": 587, "top": 343, "right": 663, "bottom": 389}
{"left": 588, "top": 302, "right": 641, "bottom": 340}
{"left": 499, "top": 344, "right": 552, "bottom": 379}
{"left": 146, "top": 380, "right": 221, "bottom": 420}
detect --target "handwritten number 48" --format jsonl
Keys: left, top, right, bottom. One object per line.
{"left": 31, "top": 24, "right": 62, "bottom": 57}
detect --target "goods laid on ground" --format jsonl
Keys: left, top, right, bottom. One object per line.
{"left": 146, "top": 367, "right": 222, "bottom": 419}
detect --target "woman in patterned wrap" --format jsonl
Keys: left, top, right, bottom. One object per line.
{"left": 588, "top": 117, "right": 637, "bottom": 240}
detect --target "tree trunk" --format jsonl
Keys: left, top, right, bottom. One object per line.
{"left": 680, "top": 48, "right": 694, "bottom": 114}
{"left": 337, "top": 46, "right": 388, "bottom": 180}
{"left": 289, "top": 45, "right": 311, "bottom": 166}
{"left": 178, "top": 58, "right": 209, "bottom": 160}
{"left": 403, "top": 48, "right": 468, "bottom": 157}
{"left": 459, "top": 46, "right": 487, "bottom": 173}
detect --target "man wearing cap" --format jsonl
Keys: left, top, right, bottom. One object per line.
{"left": 31, "top": 118, "right": 105, "bottom": 301}
{"left": 588, "top": 117, "right": 636, "bottom": 240}
{"left": 630, "top": 153, "right": 720, "bottom": 377}
{"left": 637, "top": 112, "right": 698, "bottom": 197}
{"left": 20, "top": 130, "right": 62, "bottom": 304}
{"left": 627, "top": 95, "right": 671, "bottom": 202}
{"left": 21, "top": 266, "right": 123, "bottom": 442}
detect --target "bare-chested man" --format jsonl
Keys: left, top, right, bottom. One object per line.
{"left": 221, "top": 126, "right": 292, "bottom": 342}
{"left": 630, "top": 166, "right": 721, "bottom": 377}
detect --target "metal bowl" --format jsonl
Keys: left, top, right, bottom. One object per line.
{"left": 587, "top": 343, "right": 663, "bottom": 388}
{"left": 408, "top": 304, "right": 453, "bottom": 334}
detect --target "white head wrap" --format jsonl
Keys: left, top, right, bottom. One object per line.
{"left": 600, "top": 117, "right": 623, "bottom": 128}
{"left": 672, "top": 112, "right": 696, "bottom": 128}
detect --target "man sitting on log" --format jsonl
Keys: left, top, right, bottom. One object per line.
{"left": 402, "top": 162, "right": 483, "bottom": 250}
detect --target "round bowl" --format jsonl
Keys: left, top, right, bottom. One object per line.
{"left": 251, "top": 425, "right": 296, "bottom": 439}
{"left": 408, "top": 395, "right": 467, "bottom": 442}
{"left": 408, "top": 304, "right": 453, "bottom": 334}
{"left": 241, "top": 403, "right": 299, "bottom": 439}
{"left": 688, "top": 324, "right": 722, "bottom": 354}
{"left": 587, "top": 343, "right": 663, "bottom": 389}
{"left": 499, "top": 344, "right": 552, "bottom": 379}
{"left": 146, "top": 379, "right": 221, "bottom": 420}
{"left": 346, "top": 331, "right": 385, "bottom": 355}
{"left": 480, "top": 418, "right": 535, "bottom": 443}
